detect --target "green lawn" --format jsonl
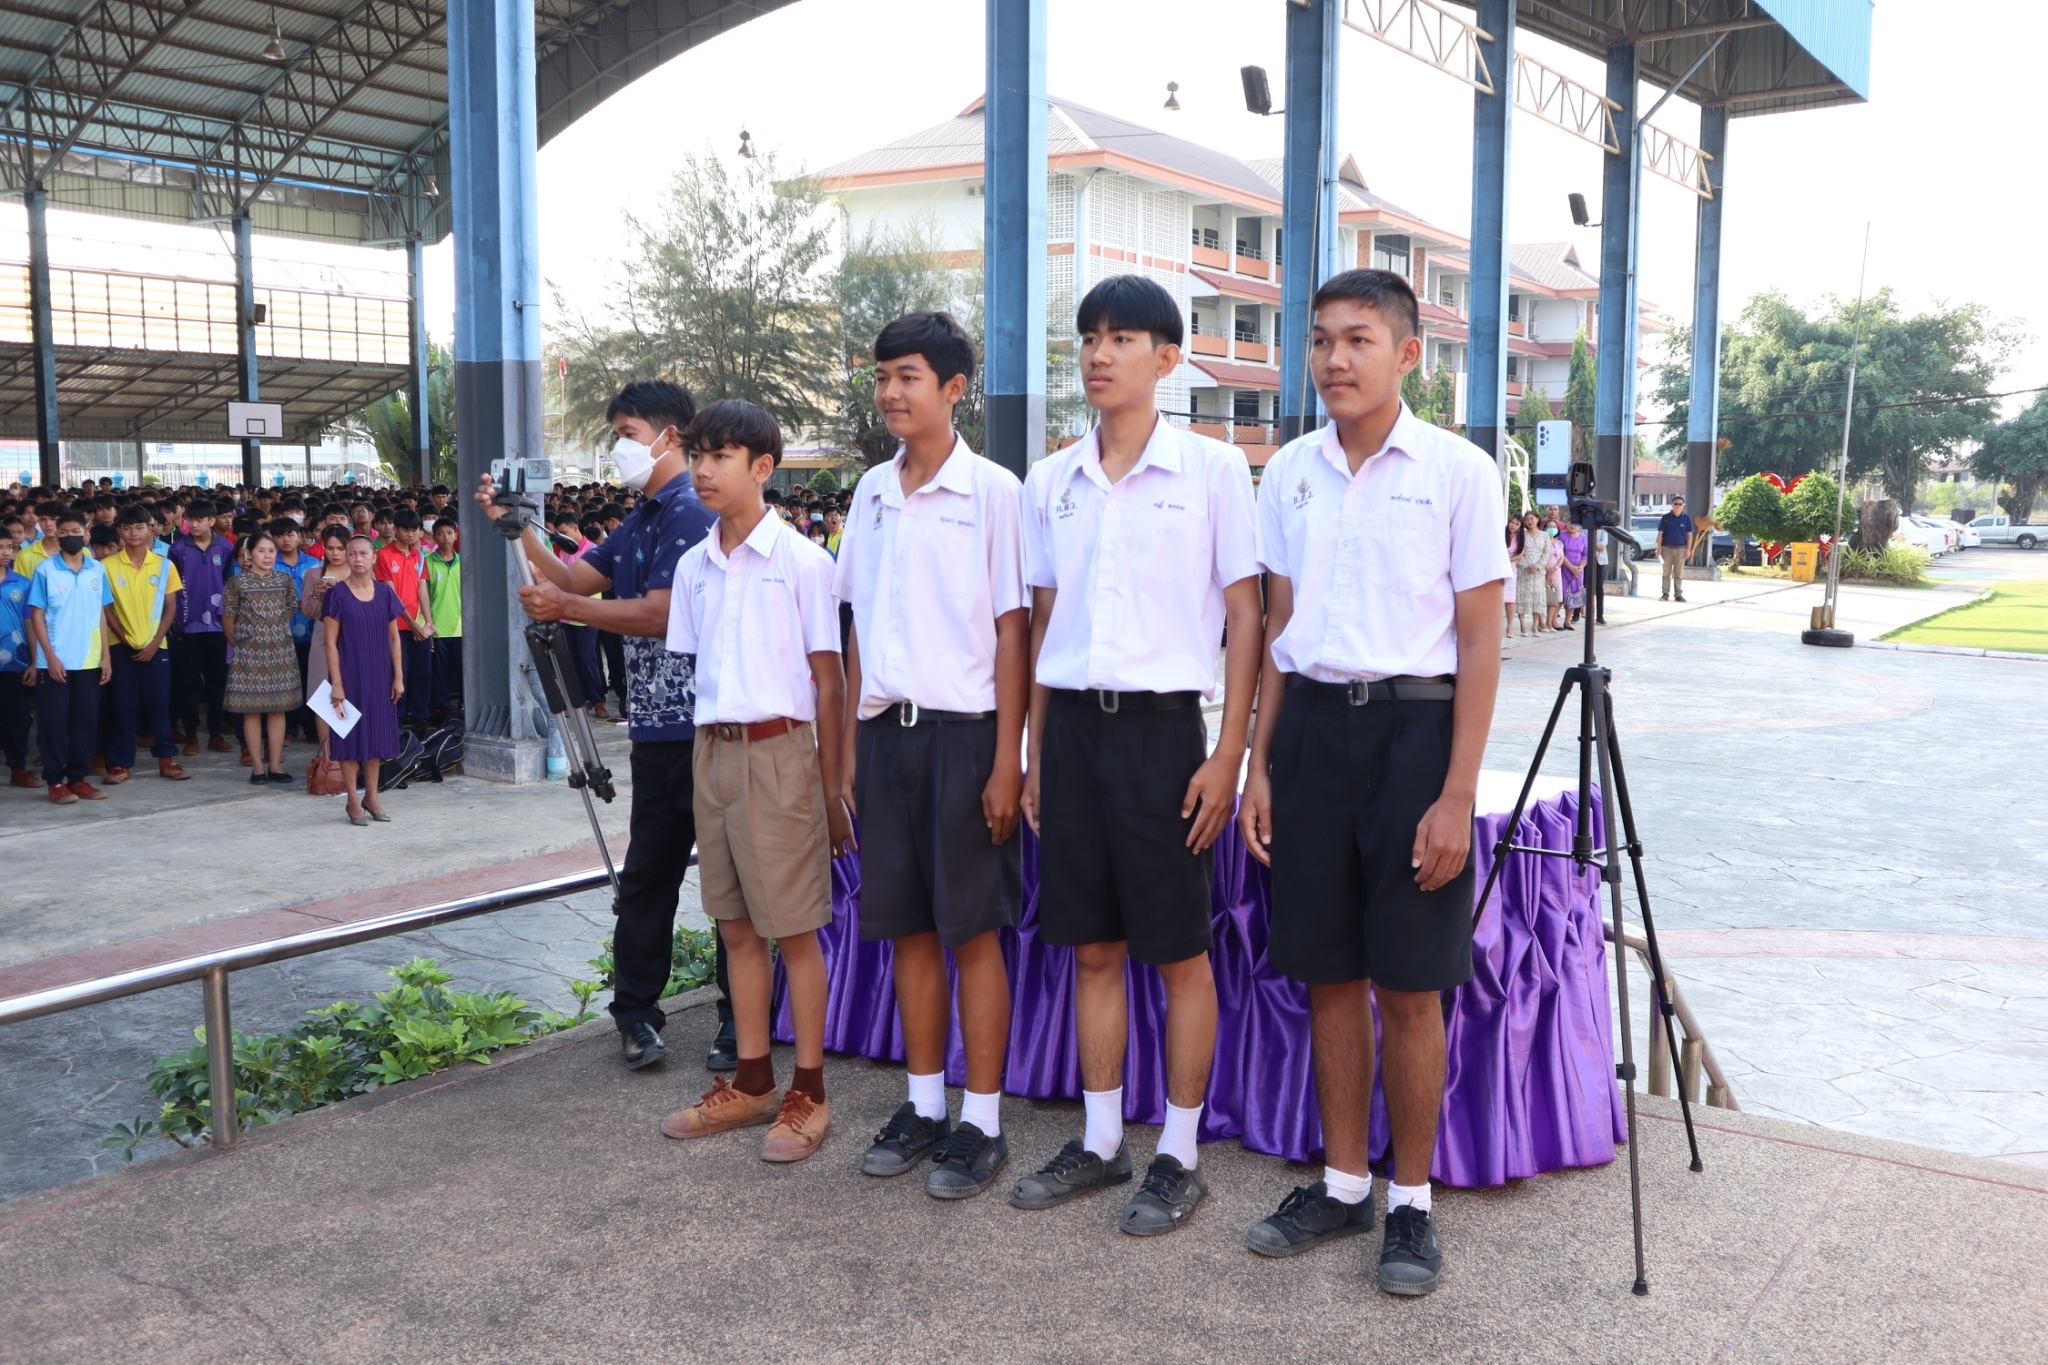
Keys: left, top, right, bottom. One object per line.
{"left": 1885, "top": 578, "right": 2048, "bottom": 654}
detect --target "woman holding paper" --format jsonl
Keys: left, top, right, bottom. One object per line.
{"left": 323, "top": 534, "right": 406, "bottom": 825}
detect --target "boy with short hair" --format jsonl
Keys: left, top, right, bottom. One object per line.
{"left": 1237, "top": 268, "right": 1508, "bottom": 1296}
{"left": 424, "top": 519, "right": 463, "bottom": 721}
{"left": 168, "top": 499, "right": 234, "bottom": 755}
{"left": 0, "top": 527, "right": 33, "bottom": 786}
{"left": 374, "top": 509, "right": 433, "bottom": 729}
{"left": 1010, "top": 275, "right": 1263, "bottom": 1235}
{"left": 26, "top": 510, "right": 114, "bottom": 802}
{"left": 661, "top": 399, "right": 852, "bottom": 1164}
{"left": 835, "top": 311, "right": 1029, "bottom": 1198}
{"left": 104, "top": 506, "right": 186, "bottom": 782}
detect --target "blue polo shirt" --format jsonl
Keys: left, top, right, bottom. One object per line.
{"left": 579, "top": 478, "right": 716, "bottom": 743}
{"left": 0, "top": 569, "right": 28, "bottom": 672}
{"left": 1658, "top": 511, "right": 1695, "bottom": 549}
{"left": 27, "top": 553, "right": 114, "bottom": 670}
{"left": 276, "top": 550, "right": 317, "bottom": 642}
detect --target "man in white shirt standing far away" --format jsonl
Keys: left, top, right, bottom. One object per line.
{"left": 1010, "top": 274, "right": 1263, "bottom": 1237}
{"left": 1238, "top": 268, "right": 1510, "bottom": 1296}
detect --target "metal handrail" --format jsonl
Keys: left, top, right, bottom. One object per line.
{"left": 1605, "top": 926, "right": 1738, "bottom": 1111}
{"left": 0, "top": 867, "right": 614, "bottom": 1149}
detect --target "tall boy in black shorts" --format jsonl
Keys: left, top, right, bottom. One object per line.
{"left": 1238, "top": 268, "right": 1509, "bottom": 1295}
{"left": 1011, "top": 275, "right": 1262, "bottom": 1235}
{"left": 835, "top": 312, "right": 1029, "bottom": 1199}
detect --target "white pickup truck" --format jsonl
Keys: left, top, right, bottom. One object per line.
{"left": 1966, "top": 515, "right": 2042, "bottom": 549}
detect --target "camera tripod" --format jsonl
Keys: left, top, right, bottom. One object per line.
{"left": 1469, "top": 503, "right": 1702, "bottom": 1296}
{"left": 492, "top": 486, "right": 621, "bottom": 894}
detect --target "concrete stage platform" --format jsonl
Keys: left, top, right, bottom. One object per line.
{"left": 4, "top": 996, "right": 2041, "bottom": 1364}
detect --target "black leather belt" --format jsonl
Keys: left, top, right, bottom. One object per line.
{"left": 1285, "top": 674, "right": 1456, "bottom": 705}
{"left": 875, "top": 702, "right": 993, "bottom": 726}
{"left": 1049, "top": 687, "right": 1201, "bottom": 715}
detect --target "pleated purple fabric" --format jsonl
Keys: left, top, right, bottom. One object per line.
{"left": 770, "top": 788, "right": 1626, "bottom": 1187}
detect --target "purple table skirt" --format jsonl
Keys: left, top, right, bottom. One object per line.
{"left": 772, "top": 788, "right": 1626, "bottom": 1188}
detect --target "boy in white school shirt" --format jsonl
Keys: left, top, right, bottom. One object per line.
{"left": 1010, "top": 274, "right": 1263, "bottom": 1236}
{"left": 1238, "top": 268, "right": 1509, "bottom": 1295}
{"left": 834, "top": 311, "right": 1030, "bottom": 1200}
{"left": 659, "top": 400, "right": 854, "bottom": 1165}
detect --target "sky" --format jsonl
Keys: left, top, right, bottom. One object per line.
{"left": 7, "top": 0, "right": 2042, "bottom": 425}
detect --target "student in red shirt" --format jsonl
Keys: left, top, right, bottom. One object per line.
{"left": 373, "top": 509, "right": 433, "bottom": 729}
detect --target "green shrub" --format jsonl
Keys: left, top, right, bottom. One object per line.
{"left": 1841, "top": 542, "right": 1930, "bottom": 584}
{"left": 586, "top": 925, "right": 719, "bottom": 999}
{"left": 805, "top": 468, "right": 841, "bottom": 494}
{"left": 103, "top": 958, "right": 597, "bottom": 1161}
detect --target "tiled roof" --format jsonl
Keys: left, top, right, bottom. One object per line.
{"left": 1190, "top": 268, "right": 1281, "bottom": 304}
{"left": 819, "top": 95, "right": 1279, "bottom": 204}
{"left": 1188, "top": 358, "right": 1281, "bottom": 390}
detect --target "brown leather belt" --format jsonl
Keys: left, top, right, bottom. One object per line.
{"left": 706, "top": 717, "right": 804, "bottom": 743}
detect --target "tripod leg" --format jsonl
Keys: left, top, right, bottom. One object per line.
{"left": 1601, "top": 690, "right": 1704, "bottom": 1173}
{"left": 1587, "top": 668, "right": 1649, "bottom": 1296}
{"left": 1470, "top": 674, "right": 1576, "bottom": 932}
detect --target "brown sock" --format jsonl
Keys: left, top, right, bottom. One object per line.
{"left": 734, "top": 1054, "right": 775, "bottom": 1097}
{"left": 791, "top": 1064, "right": 826, "bottom": 1105}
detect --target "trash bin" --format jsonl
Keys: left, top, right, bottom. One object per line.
{"left": 1789, "top": 542, "right": 1821, "bottom": 583}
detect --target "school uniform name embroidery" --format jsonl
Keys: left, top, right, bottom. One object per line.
{"left": 1292, "top": 477, "right": 1314, "bottom": 510}
{"left": 1055, "top": 487, "right": 1077, "bottom": 519}
{"left": 1387, "top": 493, "right": 1434, "bottom": 507}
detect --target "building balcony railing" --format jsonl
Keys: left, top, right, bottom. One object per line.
{"left": 1180, "top": 416, "right": 1277, "bottom": 451}
{"left": 1234, "top": 339, "right": 1270, "bottom": 363}
{"left": 1191, "top": 244, "right": 1230, "bottom": 271}
{"left": 1189, "top": 334, "right": 1227, "bottom": 357}
{"left": 1234, "top": 251, "right": 1270, "bottom": 280}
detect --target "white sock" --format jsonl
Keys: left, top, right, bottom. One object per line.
{"left": 1082, "top": 1087, "right": 1123, "bottom": 1159}
{"left": 1387, "top": 1180, "right": 1432, "bottom": 1214}
{"left": 907, "top": 1071, "right": 946, "bottom": 1122}
{"left": 960, "top": 1089, "right": 1002, "bottom": 1137}
{"left": 1323, "top": 1166, "right": 1372, "bottom": 1206}
{"left": 1157, "top": 1101, "right": 1202, "bottom": 1169}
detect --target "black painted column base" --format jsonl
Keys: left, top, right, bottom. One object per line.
{"left": 984, "top": 392, "right": 1045, "bottom": 481}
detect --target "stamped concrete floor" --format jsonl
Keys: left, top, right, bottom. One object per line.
{"left": 4, "top": 999, "right": 2043, "bottom": 1365}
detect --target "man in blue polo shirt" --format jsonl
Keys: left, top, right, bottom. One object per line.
{"left": 477, "top": 379, "right": 722, "bottom": 1073}
{"left": 1655, "top": 495, "right": 1694, "bottom": 603}
{"left": 26, "top": 509, "right": 114, "bottom": 802}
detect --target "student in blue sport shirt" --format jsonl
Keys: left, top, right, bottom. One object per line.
{"left": 0, "top": 523, "right": 33, "bottom": 785}
{"left": 26, "top": 510, "right": 114, "bottom": 801}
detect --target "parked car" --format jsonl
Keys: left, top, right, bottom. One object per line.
{"left": 1891, "top": 518, "right": 1950, "bottom": 556}
{"left": 1966, "top": 514, "right": 2042, "bottom": 549}
{"left": 1903, "top": 515, "right": 1961, "bottom": 554}
{"left": 1949, "top": 519, "right": 1981, "bottom": 548}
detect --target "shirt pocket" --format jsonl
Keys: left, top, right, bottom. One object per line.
{"left": 1139, "top": 497, "right": 1213, "bottom": 590}
{"left": 1364, "top": 498, "right": 1447, "bottom": 594}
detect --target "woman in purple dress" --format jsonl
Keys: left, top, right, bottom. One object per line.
{"left": 323, "top": 535, "right": 406, "bottom": 825}
{"left": 1557, "top": 519, "right": 1589, "bottom": 627}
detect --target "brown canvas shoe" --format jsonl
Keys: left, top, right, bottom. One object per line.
{"left": 10, "top": 770, "right": 38, "bottom": 788}
{"left": 181, "top": 736, "right": 198, "bottom": 756}
{"left": 759, "top": 1090, "right": 830, "bottom": 1163}
{"left": 105, "top": 767, "right": 131, "bottom": 784}
{"left": 208, "top": 734, "right": 233, "bottom": 753}
{"left": 158, "top": 758, "right": 190, "bottom": 781}
{"left": 661, "top": 1076, "right": 780, "bottom": 1140}
{"left": 68, "top": 779, "right": 106, "bottom": 801}
{"left": 47, "top": 783, "right": 77, "bottom": 805}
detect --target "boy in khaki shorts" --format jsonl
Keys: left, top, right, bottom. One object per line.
{"left": 660, "top": 400, "right": 855, "bottom": 1162}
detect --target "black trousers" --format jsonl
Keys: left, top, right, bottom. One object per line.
{"left": 430, "top": 636, "right": 463, "bottom": 718}
{"left": 0, "top": 670, "right": 31, "bottom": 771}
{"left": 598, "top": 630, "right": 628, "bottom": 710}
{"left": 36, "top": 668, "right": 101, "bottom": 785}
{"left": 108, "top": 645, "right": 176, "bottom": 768}
{"left": 398, "top": 632, "right": 432, "bottom": 726}
{"left": 170, "top": 631, "right": 229, "bottom": 738}
{"left": 609, "top": 737, "right": 729, "bottom": 1031}
{"left": 287, "top": 639, "right": 313, "bottom": 736}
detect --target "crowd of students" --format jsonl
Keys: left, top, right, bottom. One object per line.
{"left": 483, "top": 267, "right": 1511, "bottom": 1300}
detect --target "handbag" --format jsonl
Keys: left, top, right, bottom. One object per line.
{"left": 305, "top": 752, "right": 347, "bottom": 796}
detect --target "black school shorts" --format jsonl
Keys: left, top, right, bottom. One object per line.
{"left": 1267, "top": 683, "right": 1474, "bottom": 991}
{"left": 1036, "top": 691, "right": 1214, "bottom": 967}
{"left": 856, "top": 714, "right": 1022, "bottom": 947}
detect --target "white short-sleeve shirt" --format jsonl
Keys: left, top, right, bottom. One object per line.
{"left": 833, "top": 436, "right": 1027, "bottom": 720}
{"left": 1023, "top": 415, "right": 1259, "bottom": 696}
{"left": 1256, "top": 404, "right": 1511, "bottom": 682}
{"left": 668, "top": 511, "right": 841, "bottom": 724}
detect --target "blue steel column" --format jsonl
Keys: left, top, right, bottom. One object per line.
{"left": 24, "top": 185, "right": 60, "bottom": 487}
{"left": 1464, "top": 0, "right": 1514, "bottom": 461}
{"left": 234, "top": 213, "right": 262, "bottom": 487}
{"left": 449, "top": 0, "right": 547, "bottom": 781}
{"left": 1278, "top": 0, "right": 1339, "bottom": 445}
{"left": 1685, "top": 105, "right": 1727, "bottom": 536}
{"left": 982, "top": 0, "right": 1045, "bottom": 479}
{"left": 407, "top": 236, "right": 431, "bottom": 486}
{"left": 1592, "top": 44, "right": 1638, "bottom": 517}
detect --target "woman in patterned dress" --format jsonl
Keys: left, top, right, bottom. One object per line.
{"left": 1513, "top": 510, "right": 1549, "bottom": 635}
{"left": 222, "top": 532, "right": 304, "bottom": 785}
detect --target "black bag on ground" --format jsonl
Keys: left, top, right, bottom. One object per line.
{"left": 419, "top": 721, "right": 464, "bottom": 781}
{"left": 378, "top": 729, "right": 427, "bottom": 791}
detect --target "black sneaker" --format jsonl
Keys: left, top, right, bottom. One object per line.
{"left": 620, "top": 1021, "right": 667, "bottom": 1070}
{"left": 861, "top": 1102, "right": 950, "bottom": 1177}
{"left": 1245, "top": 1181, "right": 1375, "bottom": 1258}
{"left": 705, "top": 1016, "right": 738, "bottom": 1072}
{"left": 1378, "top": 1204, "right": 1443, "bottom": 1296}
{"left": 1008, "top": 1138, "right": 1134, "bottom": 1209}
{"left": 925, "top": 1122, "right": 1009, "bottom": 1199}
{"left": 1120, "top": 1154, "right": 1207, "bottom": 1236}
{"left": 266, "top": 770, "right": 294, "bottom": 785}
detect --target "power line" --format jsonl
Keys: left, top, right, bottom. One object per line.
{"left": 1636, "top": 384, "right": 2045, "bottom": 427}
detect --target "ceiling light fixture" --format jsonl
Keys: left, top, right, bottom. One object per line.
{"left": 737, "top": 129, "right": 755, "bottom": 159}
{"left": 1163, "top": 81, "right": 1181, "bottom": 112}
{"left": 261, "top": 5, "right": 287, "bottom": 60}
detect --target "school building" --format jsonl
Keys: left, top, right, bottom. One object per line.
{"left": 821, "top": 95, "right": 1661, "bottom": 468}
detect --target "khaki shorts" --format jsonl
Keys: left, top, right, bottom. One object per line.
{"left": 693, "top": 723, "right": 835, "bottom": 939}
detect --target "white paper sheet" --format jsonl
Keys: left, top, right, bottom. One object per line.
{"left": 308, "top": 680, "right": 362, "bottom": 738}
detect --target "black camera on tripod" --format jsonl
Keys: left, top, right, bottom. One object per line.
{"left": 1566, "top": 458, "right": 1640, "bottom": 552}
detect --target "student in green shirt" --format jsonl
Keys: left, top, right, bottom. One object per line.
{"left": 424, "top": 520, "right": 462, "bottom": 722}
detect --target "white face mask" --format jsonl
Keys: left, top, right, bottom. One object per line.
{"left": 611, "top": 433, "right": 662, "bottom": 490}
